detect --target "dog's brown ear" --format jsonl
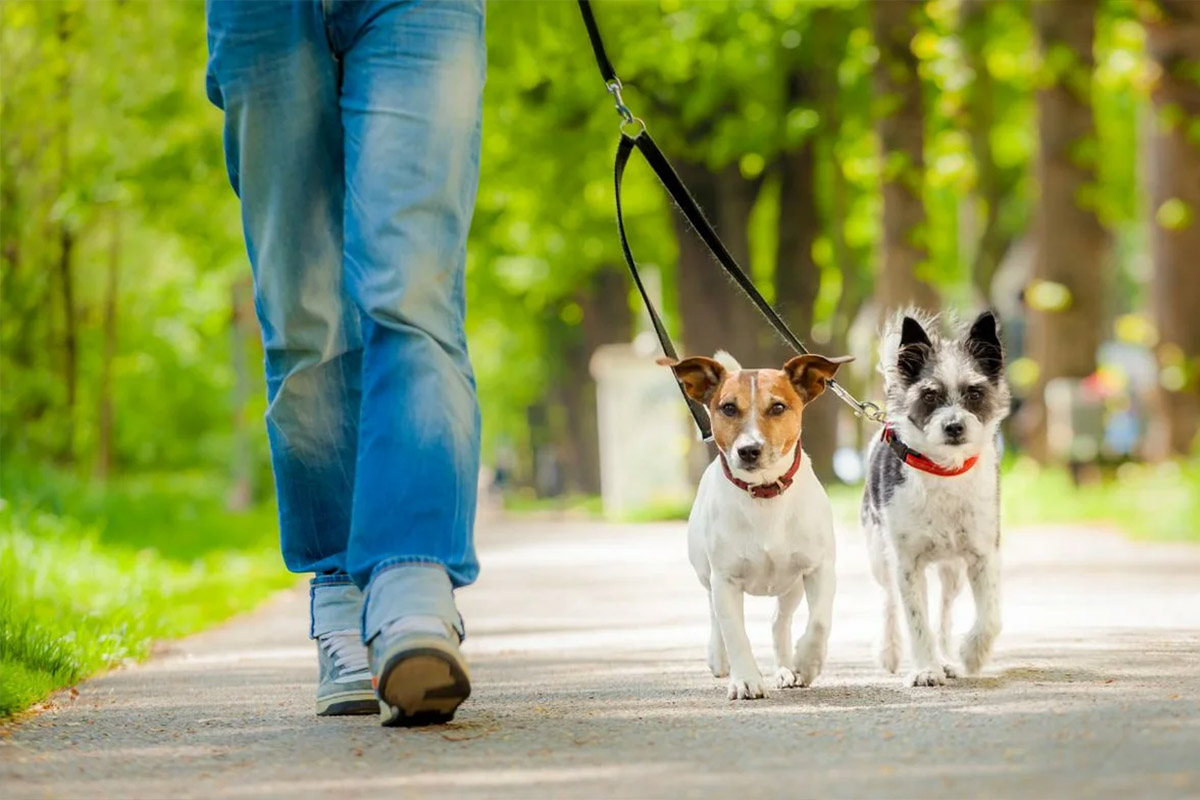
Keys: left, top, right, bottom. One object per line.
{"left": 784, "top": 354, "right": 854, "bottom": 403}
{"left": 659, "top": 356, "right": 726, "bottom": 404}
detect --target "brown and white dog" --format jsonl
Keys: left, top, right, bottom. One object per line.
{"left": 661, "top": 350, "right": 852, "bottom": 700}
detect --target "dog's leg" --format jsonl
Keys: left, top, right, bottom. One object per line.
{"left": 706, "top": 589, "right": 729, "bottom": 678}
{"left": 711, "top": 576, "right": 767, "bottom": 700}
{"left": 770, "top": 581, "right": 805, "bottom": 689}
{"left": 894, "top": 557, "right": 945, "bottom": 686}
{"left": 793, "top": 560, "right": 835, "bottom": 687}
{"left": 960, "top": 551, "right": 1002, "bottom": 674}
{"left": 869, "top": 536, "right": 902, "bottom": 674}
{"left": 937, "top": 561, "right": 963, "bottom": 678}
{"left": 876, "top": 583, "right": 902, "bottom": 674}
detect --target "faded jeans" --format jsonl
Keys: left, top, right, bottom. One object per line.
{"left": 205, "top": 0, "right": 484, "bottom": 643}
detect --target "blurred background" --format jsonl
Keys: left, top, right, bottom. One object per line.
{"left": 1, "top": 0, "right": 1197, "bottom": 717}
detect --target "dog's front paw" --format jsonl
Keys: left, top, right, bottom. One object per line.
{"left": 771, "top": 667, "right": 799, "bottom": 689}
{"left": 907, "top": 666, "right": 947, "bottom": 687}
{"left": 876, "top": 637, "right": 901, "bottom": 675}
{"left": 727, "top": 672, "right": 768, "bottom": 700}
{"left": 793, "top": 641, "right": 826, "bottom": 688}
{"left": 941, "top": 662, "right": 960, "bottom": 680}
{"left": 960, "top": 629, "right": 994, "bottom": 675}
{"left": 708, "top": 649, "right": 730, "bottom": 679}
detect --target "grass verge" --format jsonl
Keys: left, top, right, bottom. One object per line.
{"left": 0, "top": 467, "right": 292, "bottom": 719}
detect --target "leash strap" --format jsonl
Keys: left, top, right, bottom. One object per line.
{"left": 578, "top": 0, "right": 617, "bottom": 85}
{"left": 582, "top": 0, "right": 887, "bottom": 437}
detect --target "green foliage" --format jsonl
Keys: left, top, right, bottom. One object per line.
{"left": 1000, "top": 458, "right": 1200, "bottom": 541}
{"left": 0, "top": 466, "right": 291, "bottom": 717}
{"left": 1, "top": 0, "right": 1173, "bottom": 476}
{"left": 1, "top": 1, "right": 255, "bottom": 473}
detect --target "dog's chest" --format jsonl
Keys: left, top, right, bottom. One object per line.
{"left": 890, "top": 468, "right": 996, "bottom": 557}
{"left": 710, "top": 506, "right": 823, "bottom": 596}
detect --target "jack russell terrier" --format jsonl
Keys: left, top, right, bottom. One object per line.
{"left": 660, "top": 350, "right": 852, "bottom": 700}
{"left": 862, "top": 309, "right": 1010, "bottom": 687}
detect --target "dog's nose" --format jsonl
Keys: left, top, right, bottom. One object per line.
{"left": 737, "top": 444, "right": 762, "bottom": 465}
{"left": 944, "top": 421, "right": 965, "bottom": 441}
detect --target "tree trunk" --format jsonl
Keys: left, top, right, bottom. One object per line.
{"left": 56, "top": 7, "right": 77, "bottom": 464}
{"left": 962, "top": 0, "right": 1019, "bottom": 301}
{"left": 95, "top": 211, "right": 119, "bottom": 481}
{"left": 1022, "top": 0, "right": 1108, "bottom": 460}
{"left": 872, "top": 0, "right": 939, "bottom": 315}
{"left": 673, "top": 159, "right": 767, "bottom": 365}
{"left": 774, "top": 132, "right": 837, "bottom": 480}
{"left": 574, "top": 269, "right": 633, "bottom": 494}
{"left": 553, "top": 269, "right": 634, "bottom": 496}
{"left": 1144, "top": 1, "right": 1200, "bottom": 456}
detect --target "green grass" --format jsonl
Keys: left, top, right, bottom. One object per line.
{"left": 0, "top": 467, "right": 292, "bottom": 719}
{"left": 999, "top": 457, "right": 1200, "bottom": 542}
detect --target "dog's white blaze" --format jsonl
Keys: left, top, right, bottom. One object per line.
{"left": 733, "top": 373, "right": 765, "bottom": 457}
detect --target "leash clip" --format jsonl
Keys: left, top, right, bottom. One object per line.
{"left": 606, "top": 80, "right": 646, "bottom": 138}
{"left": 856, "top": 400, "right": 888, "bottom": 425}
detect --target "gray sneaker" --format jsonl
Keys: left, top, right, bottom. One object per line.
{"left": 368, "top": 615, "right": 471, "bottom": 727}
{"left": 316, "top": 630, "right": 377, "bottom": 716}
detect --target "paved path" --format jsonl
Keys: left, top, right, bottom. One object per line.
{"left": 3, "top": 517, "right": 1200, "bottom": 799}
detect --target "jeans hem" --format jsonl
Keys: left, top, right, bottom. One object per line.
{"left": 309, "top": 579, "right": 366, "bottom": 639}
{"left": 364, "top": 562, "right": 463, "bottom": 643}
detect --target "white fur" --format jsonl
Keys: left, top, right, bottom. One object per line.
{"left": 688, "top": 450, "right": 837, "bottom": 700}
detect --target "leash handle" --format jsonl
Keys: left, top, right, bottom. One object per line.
{"left": 582, "top": 0, "right": 887, "bottom": 434}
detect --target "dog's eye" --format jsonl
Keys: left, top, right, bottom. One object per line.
{"left": 768, "top": 402, "right": 788, "bottom": 416}
{"left": 921, "top": 388, "right": 939, "bottom": 404}
{"left": 720, "top": 402, "right": 739, "bottom": 417}
{"left": 964, "top": 385, "right": 984, "bottom": 399}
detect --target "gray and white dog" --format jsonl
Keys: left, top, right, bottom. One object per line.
{"left": 862, "top": 309, "right": 1010, "bottom": 687}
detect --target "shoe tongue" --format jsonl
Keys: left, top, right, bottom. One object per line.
{"left": 382, "top": 615, "right": 449, "bottom": 639}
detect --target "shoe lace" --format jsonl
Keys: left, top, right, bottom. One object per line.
{"left": 320, "top": 630, "right": 371, "bottom": 684}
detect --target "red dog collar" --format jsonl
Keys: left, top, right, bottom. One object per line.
{"left": 882, "top": 425, "right": 978, "bottom": 477}
{"left": 720, "top": 442, "right": 803, "bottom": 499}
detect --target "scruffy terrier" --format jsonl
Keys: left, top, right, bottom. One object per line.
{"left": 862, "top": 310, "right": 1010, "bottom": 687}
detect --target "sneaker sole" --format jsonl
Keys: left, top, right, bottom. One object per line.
{"left": 316, "top": 689, "right": 379, "bottom": 717}
{"left": 377, "top": 640, "right": 471, "bottom": 728}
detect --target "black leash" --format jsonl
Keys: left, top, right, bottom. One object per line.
{"left": 579, "top": 0, "right": 886, "bottom": 440}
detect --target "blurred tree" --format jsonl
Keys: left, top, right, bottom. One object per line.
{"left": 871, "top": 0, "right": 939, "bottom": 314}
{"left": 1, "top": 0, "right": 255, "bottom": 478}
{"left": 1143, "top": 0, "right": 1200, "bottom": 456}
{"left": 54, "top": 5, "right": 78, "bottom": 465}
{"left": 1022, "top": 0, "right": 1109, "bottom": 460}
{"left": 961, "top": 0, "right": 1030, "bottom": 300}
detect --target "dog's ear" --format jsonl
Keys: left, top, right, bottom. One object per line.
{"left": 783, "top": 354, "right": 854, "bottom": 403}
{"left": 965, "top": 310, "right": 1004, "bottom": 382}
{"left": 897, "top": 316, "right": 932, "bottom": 385}
{"left": 657, "top": 356, "right": 726, "bottom": 404}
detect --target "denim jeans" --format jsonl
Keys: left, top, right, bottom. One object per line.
{"left": 205, "top": 0, "right": 484, "bottom": 642}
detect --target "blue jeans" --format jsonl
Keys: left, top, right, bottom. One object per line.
{"left": 205, "top": 0, "right": 484, "bottom": 642}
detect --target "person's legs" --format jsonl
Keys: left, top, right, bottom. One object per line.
{"left": 335, "top": 0, "right": 484, "bottom": 636}
{"left": 206, "top": 0, "right": 372, "bottom": 714}
{"left": 332, "top": 0, "right": 485, "bottom": 724}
